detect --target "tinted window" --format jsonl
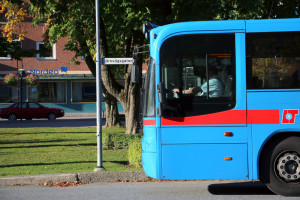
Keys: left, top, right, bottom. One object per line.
{"left": 246, "top": 32, "right": 300, "bottom": 89}
{"left": 16, "top": 102, "right": 27, "bottom": 108}
{"left": 11, "top": 104, "right": 18, "bottom": 108}
{"left": 160, "top": 34, "right": 236, "bottom": 117}
{"left": 28, "top": 103, "right": 41, "bottom": 108}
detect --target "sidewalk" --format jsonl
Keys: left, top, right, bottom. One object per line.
{"left": 64, "top": 113, "right": 125, "bottom": 120}
{"left": 0, "top": 171, "right": 149, "bottom": 186}
{"left": 64, "top": 113, "right": 96, "bottom": 118}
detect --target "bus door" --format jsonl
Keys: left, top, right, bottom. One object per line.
{"left": 158, "top": 33, "right": 248, "bottom": 180}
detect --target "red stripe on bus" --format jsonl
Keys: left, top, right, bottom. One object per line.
{"left": 161, "top": 110, "right": 280, "bottom": 125}
{"left": 161, "top": 110, "right": 246, "bottom": 125}
{"left": 247, "top": 110, "right": 280, "bottom": 124}
{"left": 143, "top": 119, "right": 156, "bottom": 125}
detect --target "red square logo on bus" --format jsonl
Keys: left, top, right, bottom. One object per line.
{"left": 282, "top": 110, "right": 299, "bottom": 124}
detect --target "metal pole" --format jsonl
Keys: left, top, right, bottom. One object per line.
{"left": 20, "top": 73, "right": 23, "bottom": 122}
{"left": 20, "top": 61, "right": 24, "bottom": 122}
{"left": 94, "top": 0, "right": 104, "bottom": 171}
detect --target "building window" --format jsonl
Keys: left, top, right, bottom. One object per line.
{"left": 36, "top": 42, "right": 56, "bottom": 60}
{"left": 28, "top": 81, "right": 66, "bottom": 103}
{"left": 0, "top": 39, "right": 21, "bottom": 60}
{"left": 0, "top": 83, "right": 18, "bottom": 103}
{"left": 246, "top": 32, "right": 300, "bottom": 89}
{"left": 0, "top": 51, "right": 11, "bottom": 60}
{"left": 0, "top": 9, "right": 8, "bottom": 24}
{"left": 72, "top": 81, "right": 96, "bottom": 103}
{"left": 0, "top": 37, "right": 10, "bottom": 60}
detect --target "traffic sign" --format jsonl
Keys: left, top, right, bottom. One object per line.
{"left": 103, "top": 58, "right": 134, "bottom": 65}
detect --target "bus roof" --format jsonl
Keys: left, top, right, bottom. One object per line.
{"left": 150, "top": 18, "right": 300, "bottom": 39}
{"left": 149, "top": 18, "right": 300, "bottom": 63}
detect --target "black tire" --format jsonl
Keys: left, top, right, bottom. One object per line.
{"left": 260, "top": 136, "right": 300, "bottom": 196}
{"left": 48, "top": 113, "right": 56, "bottom": 120}
{"left": 8, "top": 113, "right": 17, "bottom": 121}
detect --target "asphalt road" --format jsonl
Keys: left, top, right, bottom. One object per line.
{"left": 0, "top": 118, "right": 99, "bottom": 128}
{"left": 0, "top": 180, "right": 298, "bottom": 200}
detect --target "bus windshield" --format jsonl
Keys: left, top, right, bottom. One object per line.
{"left": 160, "top": 34, "right": 236, "bottom": 117}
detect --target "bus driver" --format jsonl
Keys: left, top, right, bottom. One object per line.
{"left": 172, "top": 68, "right": 224, "bottom": 97}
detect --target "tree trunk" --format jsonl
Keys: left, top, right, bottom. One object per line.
{"left": 102, "top": 86, "right": 122, "bottom": 127}
{"left": 80, "top": 38, "right": 121, "bottom": 128}
{"left": 120, "top": 66, "right": 141, "bottom": 134}
{"left": 99, "top": 16, "right": 144, "bottom": 134}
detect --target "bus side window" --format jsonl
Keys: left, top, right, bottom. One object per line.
{"left": 247, "top": 32, "right": 300, "bottom": 90}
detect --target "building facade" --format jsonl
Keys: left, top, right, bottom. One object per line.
{"left": 0, "top": 18, "right": 107, "bottom": 114}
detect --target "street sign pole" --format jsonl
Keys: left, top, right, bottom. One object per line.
{"left": 94, "top": 0, "right": 104, "bottom": 171}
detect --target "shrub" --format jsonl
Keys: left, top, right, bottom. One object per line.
{"left": 128, "top": 137, "right": 142, "bottom": 167}
{"left": 102, "top": 133, "right": 142, "bottom": 150}
{"left": 102, "top": 133, "right": 113, "bottom": 149}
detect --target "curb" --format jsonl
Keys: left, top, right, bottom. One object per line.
{"left": 0, "top": 171, "right": 149, "bottom": 187}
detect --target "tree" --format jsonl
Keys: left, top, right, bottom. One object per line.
{"left": 3, "top": 0, "right": 299, "bottom": 134}
{"left": 0, "top": 1, "right": 38, "bottom": 61}
{"left": 0, "top": 0, "right": 27, "bottom": 42}
{"left": 27, "top": 0, "right": 149, "bottom": 133}
{"left": 28, "top": 0, "right": 300, "bottom": 133}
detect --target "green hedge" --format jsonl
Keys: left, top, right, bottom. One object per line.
{"left": 102, "top": 133, "right": 142, "bottom": 150}
{"left": 128, "top": 137, "right": 142, "bottom": 167}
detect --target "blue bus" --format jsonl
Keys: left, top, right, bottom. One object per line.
{"left": 140, "top": 18, "right": 300, "bottom": 196}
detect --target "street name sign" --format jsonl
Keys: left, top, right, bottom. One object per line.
{"left": 103, "top": 58, "right": 134, "bottom": 65}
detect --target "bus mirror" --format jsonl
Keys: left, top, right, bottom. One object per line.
{"left": 143, "top": 23, "right": 150, "bottom": 40}
{"left": 145, "top": 32, "right": 150, "bottom": 40}
{"left": 131, "top": 65, "right": 139, "bottom": 83}
{"left": 142, "top": 23, "right": 149, "bottom": 35}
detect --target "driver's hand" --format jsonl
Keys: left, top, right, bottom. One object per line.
{"left": 172, "top": 88, "right": 180, "bottom": 93}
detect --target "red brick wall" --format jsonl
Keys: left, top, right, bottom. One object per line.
{"left": 0, "top": 22, "right": 90, "bottom": 73}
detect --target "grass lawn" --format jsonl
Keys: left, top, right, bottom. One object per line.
{"left": 0, "top": 127, "right": 142, "bottom": 177}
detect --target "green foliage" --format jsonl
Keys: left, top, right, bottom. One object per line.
{"left": 128, "top": 137, "right": 142, "bottom": 168}
{"left": 103, "top": 132, "right": 142, "bottom": 150}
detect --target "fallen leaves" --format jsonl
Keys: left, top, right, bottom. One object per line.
{"left": 39, "top": 181, "right": 88, "bottom": 187}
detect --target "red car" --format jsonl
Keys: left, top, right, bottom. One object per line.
{"left": 0, "top": 102, "right": 64, "bottom": 121}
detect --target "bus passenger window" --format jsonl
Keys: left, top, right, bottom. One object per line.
{"left": 246, "top": 32, "right": 300, "bottom": 89}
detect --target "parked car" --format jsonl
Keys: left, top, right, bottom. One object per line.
{"left": 0, "top": 102, "right": 64, "bottom": 121}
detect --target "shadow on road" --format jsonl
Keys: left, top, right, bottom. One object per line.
{"left": 208, "top": 181, "right": 275, "bottom": 195}
{"left": 0, "top": 118, "right": 126, "bottom": 128}
{"left": 0, "top": 118, "right": 98, "bottom": 128}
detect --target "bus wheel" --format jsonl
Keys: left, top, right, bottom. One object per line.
{"left": 260, "top": 136, "right": 300, "bottom": 196}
